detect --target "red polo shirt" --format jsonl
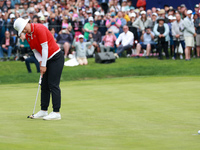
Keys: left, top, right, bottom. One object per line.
{"left": 26, "top": 23, "right": 59, "bottom": 59}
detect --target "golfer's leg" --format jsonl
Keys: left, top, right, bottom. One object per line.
{"left": 41, "top": 68, "right": 50, "bottom": 111}
{"left": 48, "top": 51, "right": 64, "bottom": 112}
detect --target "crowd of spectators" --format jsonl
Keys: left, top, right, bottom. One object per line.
{"left": 0, "top": 0, "right": 200, "bottom": 65}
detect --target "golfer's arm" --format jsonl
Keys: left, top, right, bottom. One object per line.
{"left": 41, "top": 42, "right": 48, "bottom": 67}
{"left": 32, "top": 49, "right": 42, "bottom": 62}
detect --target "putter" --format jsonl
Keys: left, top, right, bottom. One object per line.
{"left": 27, "top": 75, "right": 42, "bottom": 118}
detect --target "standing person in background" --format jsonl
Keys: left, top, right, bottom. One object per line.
{"left": 171, "top": 13, "right": 185, "bottom": 60}
{"left": 168, "top": 15, "right": 176, "bottom": 58}
{"left": 153, "top": 17, "right": 170, "bottom": 60}
{"left": 127, "top": 12, "right": 138, "bottom": 42}
{"left": 14, "top": 18, "right": 64, "bottom": 120}
{"left": 183, "top": 10, "right": 196, "bottom": 61}
{"left": 0, "top": 31, "right": 14, "bottom": 61}
{"left": 194, "top": 10, "right": 200, "bottom": 58}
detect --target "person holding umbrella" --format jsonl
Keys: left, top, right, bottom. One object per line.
{"left": 14, "top": 18, "right": 64, "bottom": 120}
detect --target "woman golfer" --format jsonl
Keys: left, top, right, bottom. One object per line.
{"left": 14, "top": 18, "right": 64, "bottom": 120}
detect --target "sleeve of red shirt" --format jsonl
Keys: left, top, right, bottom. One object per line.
{"left": 36, "top": 25, "right": 48, "bottom": 44}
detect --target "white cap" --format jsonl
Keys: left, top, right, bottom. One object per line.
{"left": 110, "top": 7, "right": 115, "bottom": 11}
{"left": 88, "top": 16, "right": 94, "bottom": 21}
{"left": 10, "top": 14, "right": 15, "bottom": 19}
{"left": 173, "top": 16, "right": 176, "bottom": 20}
{"left": 152, "top": 13, "right": 158, "bottom": 16}
{"left": 94, "top": 11, "right": 100, "bottom": 16}
{"left": 40, "top": 15, "right": 46, "bottom": 21}
{"left": 156, "top": 8, "right": 161, "bottom": 11}
{"left": 121, "top": 7, "right": 126, "bottom": 12}
{"left": 140, "top": 11, "right": 146, "bottom": 15}
{"left": 129, "top": 13, "right": 136, "bottom": 18}
{"left": 78, "top": 34, "right": 84, "bottom": 39}
{"left": 100, "top": 12, "right": 105, "bottom": 16}
{"left": 187, "top": 10, "right": 193, "bottom": 14}
{"left": 14, "top": 18, "right": 30, "bottom": 36}
{"left": 168, "top": 15, "right": 174, "bottom": 20}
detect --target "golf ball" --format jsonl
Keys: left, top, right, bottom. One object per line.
{"left": 198, "top": 130, "right": 200, "bottom": 134}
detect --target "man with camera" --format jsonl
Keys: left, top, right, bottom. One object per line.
{"left": 100, "top": 29, "right": 117, "bottom": 52}
{"left": 106, "top": 12, "right": 121, "bottom": 37}
{"left": 56, "top": 26, "right": 73, "bottom": 58}
{"left": 135, "top": 26, "right": 155, "bottom": 59}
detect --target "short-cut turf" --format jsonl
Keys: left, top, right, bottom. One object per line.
{"left": 0, "top": 76, "right": 200, "bottom": 150}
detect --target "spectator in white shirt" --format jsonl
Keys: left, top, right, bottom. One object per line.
{"left": 114, "top": 25, "right": 134, "bottom": 58}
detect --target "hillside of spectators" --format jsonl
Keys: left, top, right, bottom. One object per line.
{"left": 0, "top": 0, "right": 200, "bottom": 62}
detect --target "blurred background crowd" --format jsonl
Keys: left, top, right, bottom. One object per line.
{"left": 0, "top": 0, "right": 200, "bottom": 65}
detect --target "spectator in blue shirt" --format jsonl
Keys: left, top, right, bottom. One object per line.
{"left": 135, "top": 27, "right": 156, "bottom": 58}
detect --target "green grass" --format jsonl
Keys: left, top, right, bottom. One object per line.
{"left": 0, "top": 77, "right": 200, "bottom": 150}
{"left": 1, "top": 57, "right": 200, "bottom": 84}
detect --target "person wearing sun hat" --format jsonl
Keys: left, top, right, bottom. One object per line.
{"left": 153, "top": 17, "right": 170, "bottom": 59}
{"left": 183, "top": 10, "right": 196, "bottom": 60}
{"left": 13, "top": 17, "right": 64, "bottom": 120}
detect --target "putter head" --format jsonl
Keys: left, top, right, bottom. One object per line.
{"left": 27, "top": 114, "right": 34, "bottom": 119}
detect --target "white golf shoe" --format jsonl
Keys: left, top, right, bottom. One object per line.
{"left": 43, "top": 112, "right": 61, "bottom": 120}
{"left": 32, "top": 110, "right": 48, "bottom": 119}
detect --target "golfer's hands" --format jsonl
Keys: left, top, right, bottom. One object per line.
{"left": 39, "top": 61, "right": 46, "bottom": 77}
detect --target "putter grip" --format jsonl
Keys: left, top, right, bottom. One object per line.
{"left": 39, "top": 76, "right": 42, "bottom": 85}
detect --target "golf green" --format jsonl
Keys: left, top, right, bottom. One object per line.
{"left": 0, "top": 76, "right": 200, "bottom": 150}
